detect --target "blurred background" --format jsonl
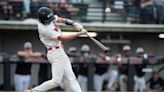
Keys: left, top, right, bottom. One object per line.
{"left": 0, "top": 0, "right": 164, "bottom": 92}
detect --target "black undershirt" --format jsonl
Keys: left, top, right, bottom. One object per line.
{"left": 150, "top": 77, "right": 164, "bottom": 90}
{"left": 15, "top": 57, "right": 31, "bottom": 75}
{"left": 95, "top": 64, "right": 109, "bottom": 75}
{"left": 15, "top": 62, "right": 32, "bottom": 75}
{"left": 135, "top": 64, "right": 146, "bottom": 77}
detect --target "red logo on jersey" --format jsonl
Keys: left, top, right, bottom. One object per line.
{"left": 54, "top": 24, "right": 58, "bottom": 32}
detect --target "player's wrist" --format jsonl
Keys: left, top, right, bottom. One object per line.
{"left": 65, "top": 19, "right": 83, "bottom": 31}
{"left": 65, "top": 19, "right": 74, "bottom": 25}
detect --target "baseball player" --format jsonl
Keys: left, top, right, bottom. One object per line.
{"left": 134, "top": 47, "right": 147, "bottom": 92}
{"left": 25, "top": 7, "right": 87, "bottom": 92}
{"left": 94, "top": 49, "right": 118, "bottom": 91}
{"left": 118, "top": 45, "right": 131, "bottom": 92}
{"left": 15, "top": 42, "right": 42, "bottom": 92}
{"left": 77, "top": 45, "right": 91, "bottom": 92}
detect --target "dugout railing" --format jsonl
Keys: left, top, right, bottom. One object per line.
{"left": 0, "top": 55, "right": 164, "bottom": 91}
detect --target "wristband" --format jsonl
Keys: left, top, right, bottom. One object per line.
{"left": 65, "top": 19, "right": 74, "bottom": 25}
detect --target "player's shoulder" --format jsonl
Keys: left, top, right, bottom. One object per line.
{"left": 37, "top": 21, "right": 45, "bottom": 29}
{"left": 37, "top": 22, "right": 48, "bottom": 33}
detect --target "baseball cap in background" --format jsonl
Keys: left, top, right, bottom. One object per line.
{"left": 122, "top": 45, "right": 131, "bottom": 51}
{"left": 81, "top": 45, "right": 90, "bottom": 52}
{"left": 68, "top": 47, "right": 77, "bottom": 52}
{"left": 37, "top": 7, "right": 55, "bottom": 24}
{"left": 24, "top": 42, "right": 32, "bottom": 49}
{"left": 152, "top": 68, "right": 158, "bottom": 73}
{"left": 136, "top": 47, "right": 144, "bottom": 53}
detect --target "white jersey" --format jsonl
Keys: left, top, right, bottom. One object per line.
{"left": 37, "top": 16, "right": 62, "bottom": 49}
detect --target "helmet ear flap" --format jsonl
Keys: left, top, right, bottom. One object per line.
{"left": 39, "top": 19, "right": 46, "bottom": 24}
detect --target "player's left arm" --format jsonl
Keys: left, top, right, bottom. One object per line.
{"left": 55, "top": 16, "right": 84, "bottom": 31}
{"left": 31, "top": 52, "right": 43, "bottom": 58}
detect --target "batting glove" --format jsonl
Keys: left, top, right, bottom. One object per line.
{"left": 73, "top": 22, "right": 83, "bottom": 31}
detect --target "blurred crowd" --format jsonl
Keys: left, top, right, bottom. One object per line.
{"left": 103, "top": 0, "right": 164, "bottom": 24}
{"left": 124, "top": 0, "right": 164, "bottom": 24}
{"left": 0, "top": 0, "right": 164, "bottom": 24}
{"left": 0, "top": 0, "right": 85, "bottom": 20}
{"left": 0, "top": 42, "right": 163, "bottom": 92}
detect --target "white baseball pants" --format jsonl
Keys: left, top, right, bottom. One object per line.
{"left": 94, "top": 69, "right": 118, "bottom": 91}
{"left": 119, "top": 74, "right": 127, "bottom": 92}
{"left": 14, "top": 74, "right": 30, "bottom": 92}
{"left": 134, "top": 75, "right": 146, "bottom": 92}
{"left": 32, "top": 48, "right": 82, "bottom": 92}
{"left": 77, "top": 75, "right": 88, "bottom": 92}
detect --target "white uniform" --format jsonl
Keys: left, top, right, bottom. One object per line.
{"left": 134, "top": 75, "right": 146, "bottom": 92}
{"left": 32, "top": 17, "right": 82, "bottom": 92}
{"left": 94, "top": 69, "right": 118, "bottom": 91}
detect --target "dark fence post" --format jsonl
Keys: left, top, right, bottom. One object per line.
{"left": 47, "top": 63, "right": 51, "bottom": 79}
{"left": 3, "top": 56, "right": 11, "bottom": 90}
{"left": 102, "top": 1, "right": 106, "bottom": 23}
{"left": 88, "top": 58, "right": 95, "bottom": 91}
{"left": 127, "top": 58, "right": 134, "bottom": 91}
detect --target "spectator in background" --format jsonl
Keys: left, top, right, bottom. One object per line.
{"left": 69, "top": 0, "right": 82, "bottom": 3}
{"left": 2, "top": 1, "right": 13, "bottom": 20}
{"left": 94, "top": 48, "right": 118, "bottom": 91}
{"left": 23, "top": 0, "right": 30, "bottom": 18}
{"left": 134, "top": 47, "right": 147, "bottom": 92}
{"left": 147, "top": 68, "right": 164, "bottom": 92}
{"left": 49, "top": 3, "right": 59, "bottom": 15}
{"left": 77, "top": 45, "right": 96, "bottom": 92}
{"left": 140, "top": 0, "right": 156, "bottom": 24}
{"left": 48, "top": 0, "right": 59, "bottom": 3}
{"left": 60, "top": 0, "right": 68, "bottom": 4}
{"left": 126, "top": 0, "right": 141, "bottom": 23}
{"left": 118, "top": 45, "right": 131, "bottom": 92}
{"left": 154, "top": 0, "right": 164, "bottom": 24}
{"left": 67, "top": 47, "right": 79, "bottom": 63}
{"left": 14, "top": 42, "right": 42, "bottom": 92}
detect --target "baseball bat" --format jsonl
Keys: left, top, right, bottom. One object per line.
{"left": 75, "top": 27, "right": 108, "bottom": 51}
{"left": 83, "top": 30, "right": 108, "bottom": 51}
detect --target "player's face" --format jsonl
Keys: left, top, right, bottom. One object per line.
{"left": 137, "top": 53, "right": 144, "bottom": 57}
{"left": 123, "top": 50, "right": 131, "bottom": 57}
{"left": 70, "top": 51, "right": 78, "bottom": 56}
{"left": 24, "top": 48, "right": 32, "bottom": 51}
{"left": 152, "top": 72, "right": 159, "bottom": 80}
{"left": 82, "top": 51, "right": 90, "bottom": 58}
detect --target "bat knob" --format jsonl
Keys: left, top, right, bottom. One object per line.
{"left": 104, "top": 47, "right": 110, "bottom": 53}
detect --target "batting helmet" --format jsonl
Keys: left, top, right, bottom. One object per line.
{"left": 37, "top": 7, "right": 55, "bottom": 24}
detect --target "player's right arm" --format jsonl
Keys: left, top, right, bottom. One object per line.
{"left": 57, "top": 29, "right": 87, "bottom": 41}
{"left": 17, "top": 51, "right": 28, "bottom": 57}
{"left": 54, "top": 15, "right": 83, "bottom": 31}
{"left": 43, "top": 27, "right": 87, "bottom": 41}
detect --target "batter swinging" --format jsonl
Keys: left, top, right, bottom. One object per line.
{"left": 25, "top": 7, "right": 87, "bottom": 92}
